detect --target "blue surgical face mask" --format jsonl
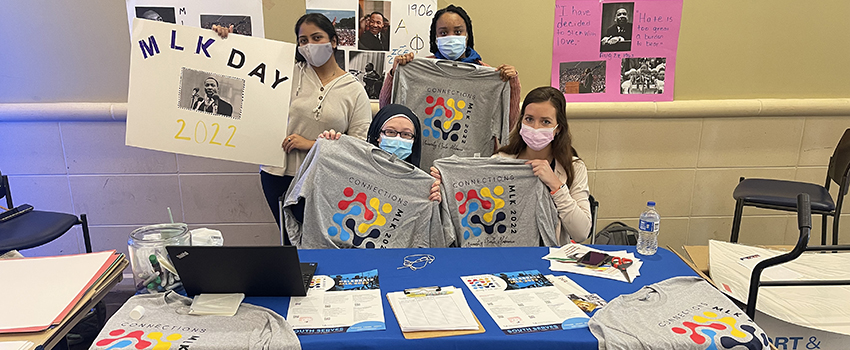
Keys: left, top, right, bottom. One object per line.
{"left": 379, "top": 136, "right": 414, "bottom": 160}
{"left": 436, "top": 35, "right": 467, "bottom": 60}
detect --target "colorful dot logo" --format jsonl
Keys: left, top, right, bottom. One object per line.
{"left": 671, "top": 311, "right": 768, "bottom": 349}
{"left": 422, "top": 95, "right": 465, "bottom": 141}
{"left": 457, "top": 186, "right": 507, "bottom": 240}
{"left": 95, "top": 329, "right": 182, "bottom": 350}
{"left": 329, "top": 187, "right": 392, "bottom": 248}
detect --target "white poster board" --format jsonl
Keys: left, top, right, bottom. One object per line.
{"left": 305, "top": 0, "right": 436, "bottom": 100}
{"left": 126, "top": 0, "right": 265, "bottom": 38}
{"left": 126, "top": 18, "right": 293, "bottom": 166}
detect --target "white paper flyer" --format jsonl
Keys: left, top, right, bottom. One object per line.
{"left": 461, "top": 269, "right": 588, "bottom": 335}
{"left": 287, "top": 269, "right": 385, "bottom": 335}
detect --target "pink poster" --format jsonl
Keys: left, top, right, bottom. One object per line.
{"left": 551, "top": 0, "right": 682, "bottom": 102}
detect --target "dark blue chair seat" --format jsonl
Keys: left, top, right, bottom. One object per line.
{"left": 730, "top": 128, "right": 850, "bottom": 245}
{"left": 733, "top": 178, "right": 835, "bottom": 213}
{"left": 0, "top": 211, "right": 80, "bottom": 252}
{"left": 0, "top": 172, "right": 92, "bottom": 255}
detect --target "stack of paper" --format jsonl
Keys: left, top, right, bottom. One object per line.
{"left": 0, "top": 341, "right": 33, "bottom": 350}
{"left": 387, "top": 286, "right": 478, "bottom": 332}
{"left": 0, "top": 251, "right": 122, "bottom": 333}
{"left": 542, "top": 244, "right": 642, "bottom": 283}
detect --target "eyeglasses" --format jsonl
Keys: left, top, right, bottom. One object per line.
{"left": 380, "top": 129, "right": 415, "bottom": 140}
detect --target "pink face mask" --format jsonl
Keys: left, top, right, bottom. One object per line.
{"left": 520, "top": 124, "right": 557, "bottom": 151}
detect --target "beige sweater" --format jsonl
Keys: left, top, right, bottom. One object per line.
{"left": 262, "top": 62, "right": 372, "bottom": 177}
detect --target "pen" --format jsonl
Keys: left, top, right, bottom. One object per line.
{"left": 136, "top": 271, "right": 160, "bottom": 289}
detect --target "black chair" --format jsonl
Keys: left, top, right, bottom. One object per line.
{"left": 589, "top": 194, "right": 599, "bottom": 243}
{"left": 745, "top": 193, "right": 850, "bottom": 320}
{"left": 0, "top": 172, "right": 92, "bottom": 255}
{"left": 730, "top": 128, "right": 850, "bottom": 245}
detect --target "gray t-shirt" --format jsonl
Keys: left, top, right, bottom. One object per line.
{"left": 589, "top": 276, "right": 771, "bottom": 350}
{"left": 90, "top": 292, "right": 300, "bottom": 350}
{"left": 392, "top": 58, "right": 510, "bottom": 168}
{"left": 284, "top": 135, "right": 445, "bottom": 249}
{"left": 434, "top": 156, "right": 558, "bottom": 247}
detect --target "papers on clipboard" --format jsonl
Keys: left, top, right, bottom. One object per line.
{"left": 543, "top": 244, "right": 642, "bottom": 283}
{"left": 461, "top": 270, "right": 589, "bottom": 335}
{"left": 0, "top": 251, "right": 120, "bottom": 333}
{"left": 387, "top": 286, "right": 478, "bottom": 332}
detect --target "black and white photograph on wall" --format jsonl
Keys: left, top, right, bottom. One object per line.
{"left": 358, "top": 1, "right": 391, "bottom": 51}
{"left": 349, "top": 51, "right": 385, "bottom": 100}
{"left": 135, "top": 7, "right": 176, "bottom": 23}
{"left": 200, "top": 15, "right": 253, "bottom": 36}
{"left": 620, "top": 57, "right": 666, "bottom": 94}
{"left": 600, "top": 2, "right": 634, "bottom": 52}
{"left": 559, "top": 61, "right": 606, "bottom": 94}
{"left": 306, "top": 9, "right": 356, "bottom": 47}
{"left": 178, "top": 68, "right": 245, "bottom": 119}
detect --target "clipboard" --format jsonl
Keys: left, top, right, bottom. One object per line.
{"left": 385, "top": 294, "right": 485, "bottom": 339}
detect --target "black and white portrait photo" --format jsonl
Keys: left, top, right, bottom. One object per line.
{"left": 358, "top": 1, "right": 391, "bottom": 51}
{"left": 620, "top": 57, "right": 666, "bottom": 94}
{"left": 135, "top": 7, "right": 176, "bottom": 24}
{"left": 178, "top": 68, "right": 244, "bottom": 119}
{"left": 600, "top": 3, "right": 634, "bottom": 52}
{"left": 201, "top": 15, "right": 253, "bottom": 37}
{"left": 349, "top": 51, "right": 385, "bottom": 100}
{"left": 559, "top": 61, "right": 606, "bottom": 94}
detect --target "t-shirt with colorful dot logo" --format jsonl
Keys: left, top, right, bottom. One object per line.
{"left": 589, "top": 276, "right": 771, "bottom": 350}
{"left": 434, "top": 156, "right": 559, "bottom": 247}
{"left": 284, "top": 136, "right": 447, "bottom": 249}
{"left": 90, "top": 292, "right": 300, "bottom": 350}
{"left": 392, "top": 57, "right": 510, "bottom": 169}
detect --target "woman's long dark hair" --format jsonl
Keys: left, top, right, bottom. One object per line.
{"left": 498, "top": 86, "right": 580, "bottom": 188}
{"left": 294, "top": 13, "right": 338, "bottom": 63}
{"left": 429, "top": 5, "right": 474, "bottom": 55}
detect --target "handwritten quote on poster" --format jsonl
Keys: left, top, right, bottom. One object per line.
{"left": 551, "top": 0, "right": 682, "bottom": 102}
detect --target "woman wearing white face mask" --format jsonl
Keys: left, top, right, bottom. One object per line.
{"left": 377, "top": 4, "right": 522, "bottom": 129}
{"left": 214, "top": 14, "right": 371, "bottom": 243}
{"left": 430, "top": 86, "right": 591, "bottom": 245}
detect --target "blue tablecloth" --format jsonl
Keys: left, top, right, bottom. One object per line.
{"left": 246, "top": 246, "right": 697, "bottom": 350}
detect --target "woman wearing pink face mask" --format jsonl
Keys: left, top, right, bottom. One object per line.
{"left": 432, "top": 86, "right": 591, "bottom": 244}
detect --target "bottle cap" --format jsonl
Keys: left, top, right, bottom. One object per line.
{"left": 647, "top": 201, "right": 656, "bottom": 206}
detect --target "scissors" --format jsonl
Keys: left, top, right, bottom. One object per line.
{"left": 610, "top": 256, "right": 633, "bottom": 283}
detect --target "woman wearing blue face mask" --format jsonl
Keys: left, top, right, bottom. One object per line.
{"left": 377, "top": 4, "right": 522, "bottom": 129}
{"left": 214, "top": 14, "right": 371, "bottom": 241}
{"left": 320, "top": 104, "right": 442, "bottom": 202}
{"left": 430, "top": 87, "right": 591, "bottom": 245}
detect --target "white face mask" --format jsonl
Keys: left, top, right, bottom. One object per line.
{"left": 298, "top": 43, "right": 334, "bottom": 67}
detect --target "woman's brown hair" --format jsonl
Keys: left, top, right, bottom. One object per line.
{"left": 497, "top": 86, "right": 580, "bottom": 188}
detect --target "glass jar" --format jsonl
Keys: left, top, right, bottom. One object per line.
{"left": 128, "top": 223, "right": 190, "bottom": 293}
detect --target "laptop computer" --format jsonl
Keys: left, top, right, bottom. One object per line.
{"left": 165, "top": 245, "right": 317, "bottom": 297}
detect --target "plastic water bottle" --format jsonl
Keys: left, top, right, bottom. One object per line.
{"left": 637, "top": 201, "right": 660, "bottom": 255}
